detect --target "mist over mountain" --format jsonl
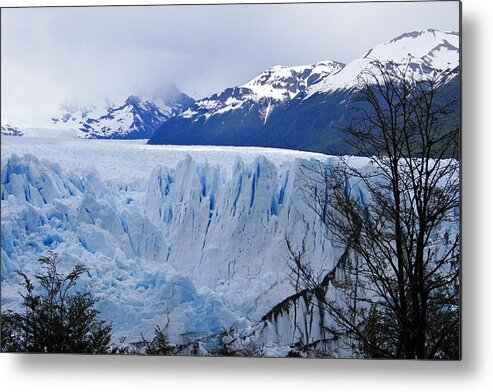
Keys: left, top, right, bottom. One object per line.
{"left": 2, "top": 87, "right": 195, "bottom": 140}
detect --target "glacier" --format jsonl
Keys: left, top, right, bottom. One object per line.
{"left": 1, "top": 137, "right": 347, "bottom": 353}
{"left": 0, "top": 138, "right": 458, "bottom": 356}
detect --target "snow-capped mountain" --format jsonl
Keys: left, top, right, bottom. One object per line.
{"left": 307, "top": 28, "right": 459, "bottom": 96}
{"left": 149, "top": 29, "right": 460, "bottom": 154}
{"left": 2, "top": 87, "right": 194, "bottom": 140}
{"left": 39, "top": 100, "right": 112, "bottom": 138}
{"left": 180, "top": 60, "right": 343, "bottom": 122}
{"left": 79, "top": 96, "right": 169, "bottom": 139}
{"left": 1, "top": 122, "right": 23, "bottom": 137}
{"left": 63, "top": 89, "right": 194, "bottom": 139}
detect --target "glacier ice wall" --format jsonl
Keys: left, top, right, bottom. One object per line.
{"left": 1, "top": 153, "right": 341, "bottom": 346}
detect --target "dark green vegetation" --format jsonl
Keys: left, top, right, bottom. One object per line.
{"left": 0, "top": 253, "right": 175, "bottom": 355}
{"left": 142, "top": 325, "right": 174, "bottom": 355}
{"left": 1, "top": 252, "right": 112, "bottom": 353}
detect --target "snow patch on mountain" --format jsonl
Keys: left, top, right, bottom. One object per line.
{"left": 1, "top": 123, "right": 23, "bottom": 137}
{"left": 77, "top": 96, "right": 166, "bottom": 139}
{"left": 307, "top": 29, "right": 459, "bottom": 96}
{"left": 181, "top": 60, "right": 344, "bottom": 121}
{"left": 2, "top": 87, "right": 194, "bottom": 140}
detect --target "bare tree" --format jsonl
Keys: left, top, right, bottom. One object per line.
{"left": 294, "top": 59, "right": 460, "bottom": 359}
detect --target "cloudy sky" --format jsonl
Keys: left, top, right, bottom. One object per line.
{"left": 1, "top": 1, "right": 459, "bottom": 119}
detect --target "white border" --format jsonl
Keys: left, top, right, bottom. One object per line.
{"left": 1, "top": 1, "right": 492, "bottom": 391}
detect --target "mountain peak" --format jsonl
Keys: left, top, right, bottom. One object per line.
{"left": 306, "top": 29, "right": 459, "bottom": 96}
{"left": 125, "top": 95, "right": 142, "bottom": 106}
{"left": 242, "top": 59, "right": 344, "bottom": 96}
{"left": 389, "top": 29, "right": 458, "bottom": 44}
{"left": 373, "top": 29, "right": 459, "bottom": 60}
{"left": 79, "top": 91, "right": 194, "bottom": 139}
{"left": 180, "top": 58, "right": 344, "bottom": 121}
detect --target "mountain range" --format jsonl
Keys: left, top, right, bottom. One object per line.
{"left": 2, "top": 29, "right": 459, "bottom": 154}
{"left": 2, "top": 86, "right": 195, "bottom": 140}
{"left": 148, "top": 29, "right": 460, "bottom": 154}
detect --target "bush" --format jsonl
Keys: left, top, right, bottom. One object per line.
{"left": 144, "top": 326, "right": 174, "bottom": 355}
{"left": 1, "top": 252, "right": 112, "bottom": 353}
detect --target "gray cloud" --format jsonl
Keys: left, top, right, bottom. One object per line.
{"left": 1, "top": 1, "right": 460, "bottom": 118}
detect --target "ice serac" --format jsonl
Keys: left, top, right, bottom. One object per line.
{"left": 1, "top": 152, "right": 340, "bottom": 346}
